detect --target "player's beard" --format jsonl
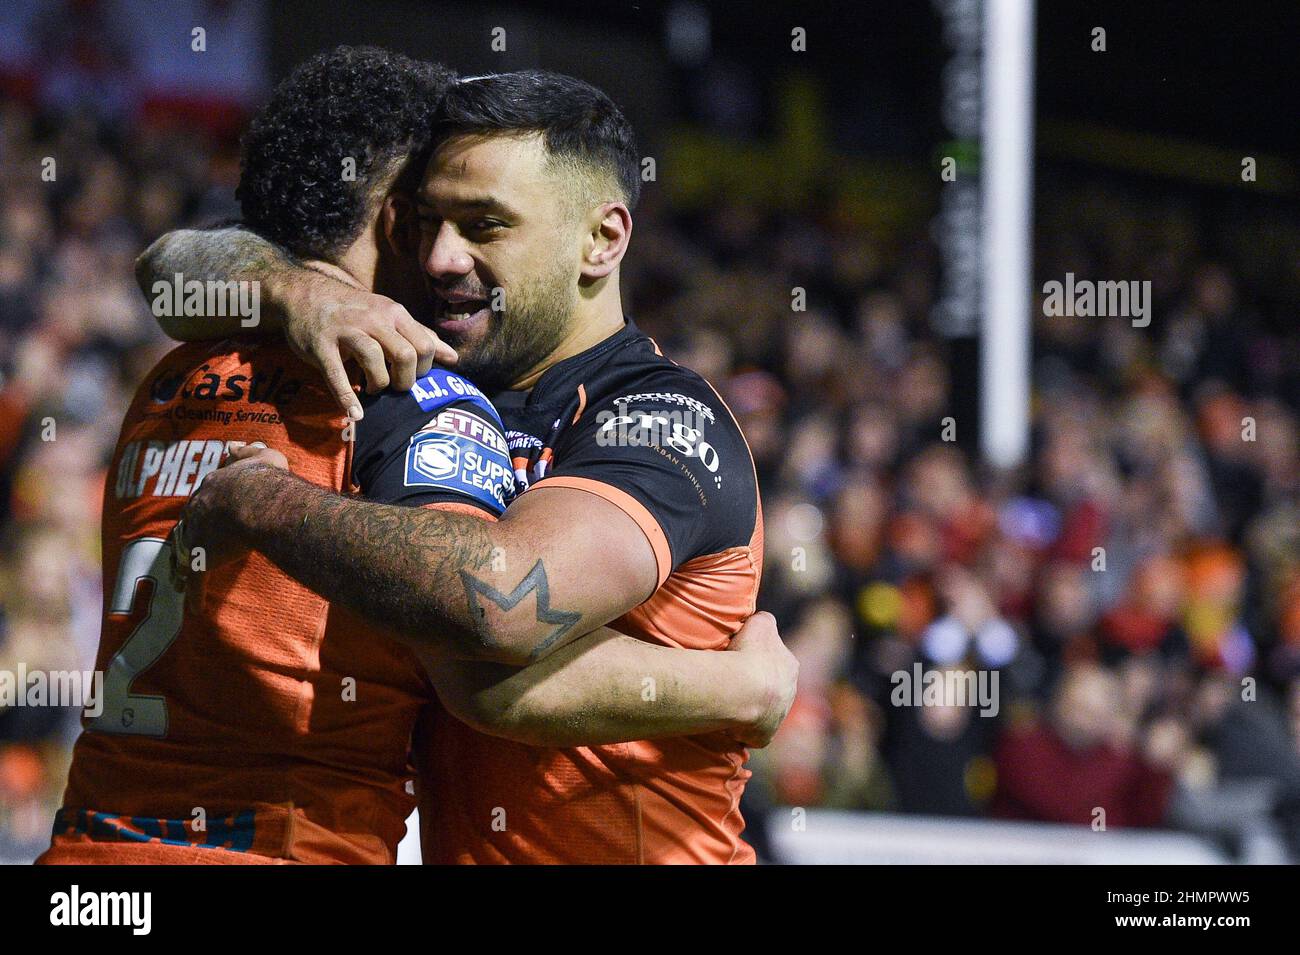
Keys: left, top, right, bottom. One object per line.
{"left": 449, "top": 255, "right": 577, "bottom": 394}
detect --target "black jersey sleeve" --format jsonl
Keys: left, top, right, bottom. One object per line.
{"left": 352, "top": 368, "right": 514, "bottom": 515}
{"left": 541, "top": 369, "right": 758, "bottom": 582}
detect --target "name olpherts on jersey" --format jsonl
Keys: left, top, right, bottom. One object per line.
{"left": 50, "top": 885, "right": 151, "bottom": 935}
{"left": 115, "top": 438, "right": 244, "bottom": 499}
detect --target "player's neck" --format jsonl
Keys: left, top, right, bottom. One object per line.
{"left": 509, "top": 296, "right": 624, "bottom": 391}
{"left": 334, "top": 241, "right": 377, "bottom": 292}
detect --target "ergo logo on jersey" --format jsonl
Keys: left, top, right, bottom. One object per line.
{"left": 595, "top": 402, "right": 721, "bottom": 472}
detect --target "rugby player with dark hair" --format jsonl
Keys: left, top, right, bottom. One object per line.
{"left": 43, "top": 51, "right": 795, "bottom": 866}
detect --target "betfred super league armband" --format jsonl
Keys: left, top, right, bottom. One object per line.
{"left": 403, "top": 370, "right": 513, "bottom": 514}
{"left": 410, "top": 368, "right": 501, "bottom": 425}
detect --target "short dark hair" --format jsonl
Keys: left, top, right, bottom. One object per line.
{"left": 432, "top": 70, "right": 641, "bottom": 210}
{"left": 237, "top": 46, "right": 456, "bottom": 260}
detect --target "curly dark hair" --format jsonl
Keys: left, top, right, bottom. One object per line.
{"left": 237, "top": 46, "right": 456, "bottom": 260}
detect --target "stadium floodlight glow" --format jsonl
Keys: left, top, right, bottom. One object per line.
{"left": 980, "top": 0, "right": 1036, "bottom": 470}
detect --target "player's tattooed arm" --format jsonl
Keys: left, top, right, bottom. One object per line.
{"left": 182, "top": 462, "right": 659, "bottom": 666}
{"left": 134, "top": 224, "right": 299, "bottom": 340}
{"left": 134, "top": 218, "right": 454, "bottom": 419}
{"left": 431, "top": 614, "right": 798, "bottom": 748}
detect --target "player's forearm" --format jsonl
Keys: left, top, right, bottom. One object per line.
{"left": 440, "top": 629, "right": 765, "bottom": 746}
{"left": 212, "top": 465, "right": 584, "bottom": 664}
{"left": 135, "top": 226, "right": 295, "bottom": 340}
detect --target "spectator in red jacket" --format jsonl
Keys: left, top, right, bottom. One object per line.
{"left": 992, "top": 663, "right": 1174, "bottom": 828}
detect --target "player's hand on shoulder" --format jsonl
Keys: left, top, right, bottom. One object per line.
{"left": 726, "top": 611, "right": 799, "bottom": 749}
{"left": 278, "top": 261, "right": 458, "bottom": 420}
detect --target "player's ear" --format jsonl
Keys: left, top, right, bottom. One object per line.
{"left": 580, "top": 201, "right": 632, "bottom": 281}
{"left": 380, "top": 192, "right": 417, "bottom": 257}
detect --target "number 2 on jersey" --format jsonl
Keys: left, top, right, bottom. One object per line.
{"left": 88, "top": 536, "right": 185, "bottom": 737}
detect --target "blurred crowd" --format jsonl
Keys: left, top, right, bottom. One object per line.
{"left": 631, "top": 177, "right": 1300, "bottom": 862}
{"left": 3, "top": 76, "right": 1300, "bottom": 864}
{"left": 0, "top": 88, "right": 237, "bottom": 860}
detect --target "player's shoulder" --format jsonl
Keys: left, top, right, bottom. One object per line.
{"left": 583, "top": 337, "right": 750, "bottom": 460}
{"left": 119, "top": 337, "right": 342, "bottom": 476}
{"left": 357, "top": 366, "right": 505, "bottom": 454}
{"left": 364, "top": 366, "right": 500, "bottom": 426}
{"left": 596, "top": 361, "right": 728, "bottom": 423}
{"left": 352, "top": 366, "right": 512, "bottom": 514}
{"left": 131, "top": 337, "right": 316, "bottom": 408}
{"left": 560, "top": 336, "right": 758, "bottom": 565}
{"left": 110, "top": 338, "right": 342, "bottom": 513}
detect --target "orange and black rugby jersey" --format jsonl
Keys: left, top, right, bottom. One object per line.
{"left": 421, "top": 319, "right": 765, "bottom": 864}
{"left": 47, "top": 340, "right": 510, "bottom": 865}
